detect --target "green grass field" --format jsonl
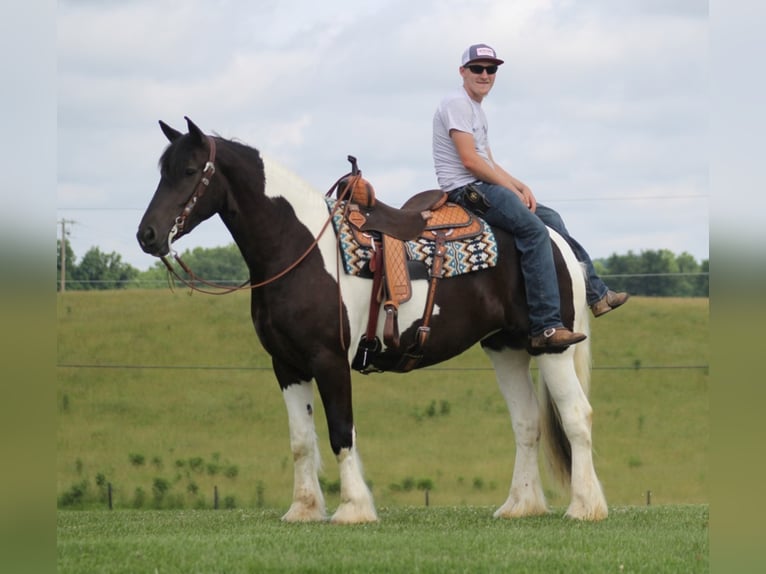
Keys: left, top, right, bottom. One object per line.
{"left": 57, "top": 505, "right": 709, "bottom": 573}
{"left": 57, "top": 291, "right": 708, "bottom": 513}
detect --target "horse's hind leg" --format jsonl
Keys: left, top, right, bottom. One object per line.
{"left": 538, "top": 354, "right": 608, "bottom": 520}
{"left": 281, "top": 381, "right": 326, "bottom": 522}
{"left": 483, "top": 346, "right": 548, "bottom": 518}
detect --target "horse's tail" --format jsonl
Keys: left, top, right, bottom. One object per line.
{"left": 539, "top": 257, "right": 593, "bottom": 490}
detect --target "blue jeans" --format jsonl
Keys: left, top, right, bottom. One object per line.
{"left": 534, "top": 204, "right": 608, "bottom": 306}
{"left": 449, "top": 182, "right": 562, "bottom": 336}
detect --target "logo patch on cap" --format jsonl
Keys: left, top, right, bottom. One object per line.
{"left": 475, "top": 47, "right": 495, "bottom": 58}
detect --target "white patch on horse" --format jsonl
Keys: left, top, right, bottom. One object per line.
{"left": 263, "top": 157, "right": 331, "bottom": 237}
{"left": 536, "top": 228, "right": 606, "bottom": 520}
{"left": 262, "top": 157, "right": 372, "bottom": 350}
{"left": 281, "top": 382, "right": 326, "bottom": 522}
{"left": 548, "top": 227, "right": 589, "bottom": 332}
{"left": 483, "top": 347, "right": 548, "bottom": 517}
{"left": 331, "top": 427, "right": 378, "bottom": 523}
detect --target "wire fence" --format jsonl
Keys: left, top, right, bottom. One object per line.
{"left": 57, "top": 273, "right": 708, "bottom": 375}
{"left": 56, "top": 362, "right": 709, "bottom": 374}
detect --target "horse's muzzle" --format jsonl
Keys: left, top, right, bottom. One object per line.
{"left": 136, "top": 225, "right": 168, "bottom": 256}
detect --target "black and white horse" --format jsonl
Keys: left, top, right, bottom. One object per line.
{"left": 137, "top": 117, "right": 607, "bottom": 523}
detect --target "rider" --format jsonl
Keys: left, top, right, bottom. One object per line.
{"left": 432, "top": 43, "right": 628, "bottom": 352}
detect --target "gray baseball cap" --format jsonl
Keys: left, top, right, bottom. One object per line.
{"left": 461, "top": 43, "right": 504, "bottom": 66}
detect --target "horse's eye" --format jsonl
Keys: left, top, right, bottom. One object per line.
{"left": 185, "top": 167, "right": 197, "bottom": 176}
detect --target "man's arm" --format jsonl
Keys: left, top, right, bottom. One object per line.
{"left": 451, "top": 129, "right": 536, "bottom": 211}
{"left": 487, "top": 147, "right": 537, "bottom": 212}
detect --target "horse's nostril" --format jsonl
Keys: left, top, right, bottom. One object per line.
{"left": 138, "top": 226, "right": 156, "bottom": 247}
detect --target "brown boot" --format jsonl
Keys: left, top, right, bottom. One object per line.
{"left": 591, "top": 290, "right": 630, "bottom": 318}
{"left": 529, "top": 327, "right": 587, "bottom": 353}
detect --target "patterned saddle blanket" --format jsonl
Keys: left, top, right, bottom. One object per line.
{"left": 326, "top": 197, "right": 498, "bottom": 279}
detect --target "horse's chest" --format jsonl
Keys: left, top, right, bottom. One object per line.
{"left": 250, "top": 293, "right": 328, "bottom": 356}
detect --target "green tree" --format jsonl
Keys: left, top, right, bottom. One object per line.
{"left": 674, "top": 252, "right": 702, "bottom": 297}
{"left": 696, "top": 259, "right": 709, "bottom": 297}
{"left": 600, "top": 250, "right": 643, "bottom": 295}
{"left": 597, "top": 249, "right": 708, "bottom": 297}
{"left": 176, "top": 244, "right": 248, "bottom": 282}
{"left": 71, "top": 247, "right": 139, "bottom": 290}
{"left": 640, "top": 249, "right": 679, "bottom": 296}
{"left": 136, "top": 244, "right": 247, "bottom": 288}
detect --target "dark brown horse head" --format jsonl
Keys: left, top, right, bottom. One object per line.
{"left": 137, "top": 117, "right": 220, "bottom": 257}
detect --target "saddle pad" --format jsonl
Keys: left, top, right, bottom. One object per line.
{"left": 326, "top": 198, "right": 498, "bottom": 278}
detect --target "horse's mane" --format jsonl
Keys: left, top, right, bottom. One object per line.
{"left": 216, "top": 136, "right": 265, "bottom": 176}
{"left": 157, "top": 129, "right": 325, "bottom": 206}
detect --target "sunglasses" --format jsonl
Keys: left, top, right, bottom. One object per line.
{"left": 465, "top": 64, "right": 498, "bottom": 75}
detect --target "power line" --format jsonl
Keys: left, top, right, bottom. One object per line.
{"left": 601, "top": 272, "right": 709, "bottom": 278}
{"left": 55, "top": 194, "right": 710, "bottom": 212}
{"left": 57, "top": 207, "right": 144, "bottom": 211}
{"left": 545, "top": 194, "right": 709, "bottom": 202}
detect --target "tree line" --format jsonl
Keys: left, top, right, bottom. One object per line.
{"left": 57, "top": 241, "right": 709, "bottom": 297}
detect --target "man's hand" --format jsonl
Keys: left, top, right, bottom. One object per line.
{"left": 505, "top": 181, "right": 536, "bottom": 212}
{"left": 519, "top": 185, "right": 537, "bottom": 213}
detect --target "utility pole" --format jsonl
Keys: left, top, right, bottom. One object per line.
{"left": 59, "top": 219, "right": 74, "bottom": 292}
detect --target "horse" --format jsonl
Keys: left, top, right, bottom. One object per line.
{"left": 137, "top": 117, "right": 608, "bottom": 523}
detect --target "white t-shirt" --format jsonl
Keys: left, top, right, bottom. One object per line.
{"left": 432, "top": 88, "right": 493, "bottom": 191}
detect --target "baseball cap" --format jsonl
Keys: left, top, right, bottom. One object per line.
{"left": 461, "top": 43, "right": 504, "bottom": 67}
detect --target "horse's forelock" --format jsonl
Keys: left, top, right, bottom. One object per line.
{"left": 157, "top": 136, "right": 198, "bottom": 179}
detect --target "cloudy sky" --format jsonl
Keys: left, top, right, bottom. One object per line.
{"left": 57, "top": 0, "right": 709, "bottom": 271}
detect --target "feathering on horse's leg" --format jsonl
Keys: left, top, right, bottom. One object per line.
{"left": 332, "top": 429, "right": 378, "bottom": 524}
{"left": 484, "top": 346, "right": 548, "bottom": 518}
{"left": 314, "top": 362, "right": 377, "bottom": 524}
{"left": 281, "top": 381, "right": 326, "bottom": 522}
{"left": 538, "top": 353, "right": 607, "bottom": 521}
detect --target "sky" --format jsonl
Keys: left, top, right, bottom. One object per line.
{"left": 56, "top": 0, "right": 710, "bottom": 271}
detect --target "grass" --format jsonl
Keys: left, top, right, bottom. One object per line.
{"left": 57, "top": 291, "right": 708, "bottom": 511}
{"left": 57, "top": 505, "right": 709, "bottom": 573}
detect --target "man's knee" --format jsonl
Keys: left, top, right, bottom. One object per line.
{"left": 515, "top": 209, "right": 550, "bottom": 239}
{"left": 536, "top": 205, "right": 566, "bottom": 232}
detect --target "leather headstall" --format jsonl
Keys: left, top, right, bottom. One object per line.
{"left": 173, "top": 135, "right": 217, "bottom": 235}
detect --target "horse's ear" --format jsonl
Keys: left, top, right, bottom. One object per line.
{"left": 159, "top": 121, "right": 182, "bottom": 143}
{"left": 184, "top": 116, "right": 205, "bottom": 145}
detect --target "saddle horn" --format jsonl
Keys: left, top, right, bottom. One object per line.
{"left": 348, "top": 155, "right": 360, "bottom": 176}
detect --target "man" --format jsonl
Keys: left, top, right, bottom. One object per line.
{"left": 432, "top": 43, "right": 628, "bottom": 352}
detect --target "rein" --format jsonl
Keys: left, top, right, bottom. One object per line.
{"left": 160, "top": 139, "right": 358, "bottom": 296}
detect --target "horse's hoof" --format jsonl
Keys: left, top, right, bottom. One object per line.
{"left": 282, "top": 502, "right": 326, "bottom": 523}
{"left": 493, "top": 501, "right": 548, "bottom": 519}
{"left": 564, "top": 503, "right": 608, "bottom": 521}
{"left": 330, "top": 502, "right": 378, "bottom": 524}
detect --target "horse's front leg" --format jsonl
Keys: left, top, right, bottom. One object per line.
{"left": 280, "top": 379, "right": 326, "bottom": 522}
{"left": 315, "top": 360, "right": 378, "bottom": 524}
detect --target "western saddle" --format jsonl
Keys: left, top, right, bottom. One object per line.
{"left": 328, "top": 157, "right": 484, "bottom": 373}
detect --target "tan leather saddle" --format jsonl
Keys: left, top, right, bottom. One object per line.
{"left": 332, "top": 162, "right": 484, "bottom": 373}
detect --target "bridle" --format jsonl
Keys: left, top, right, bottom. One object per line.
{"left": 165, "top": 135, "right": 217, "bottom": 255}
{"left": 159, "top": 137, "right": 358, "bottom": 296}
